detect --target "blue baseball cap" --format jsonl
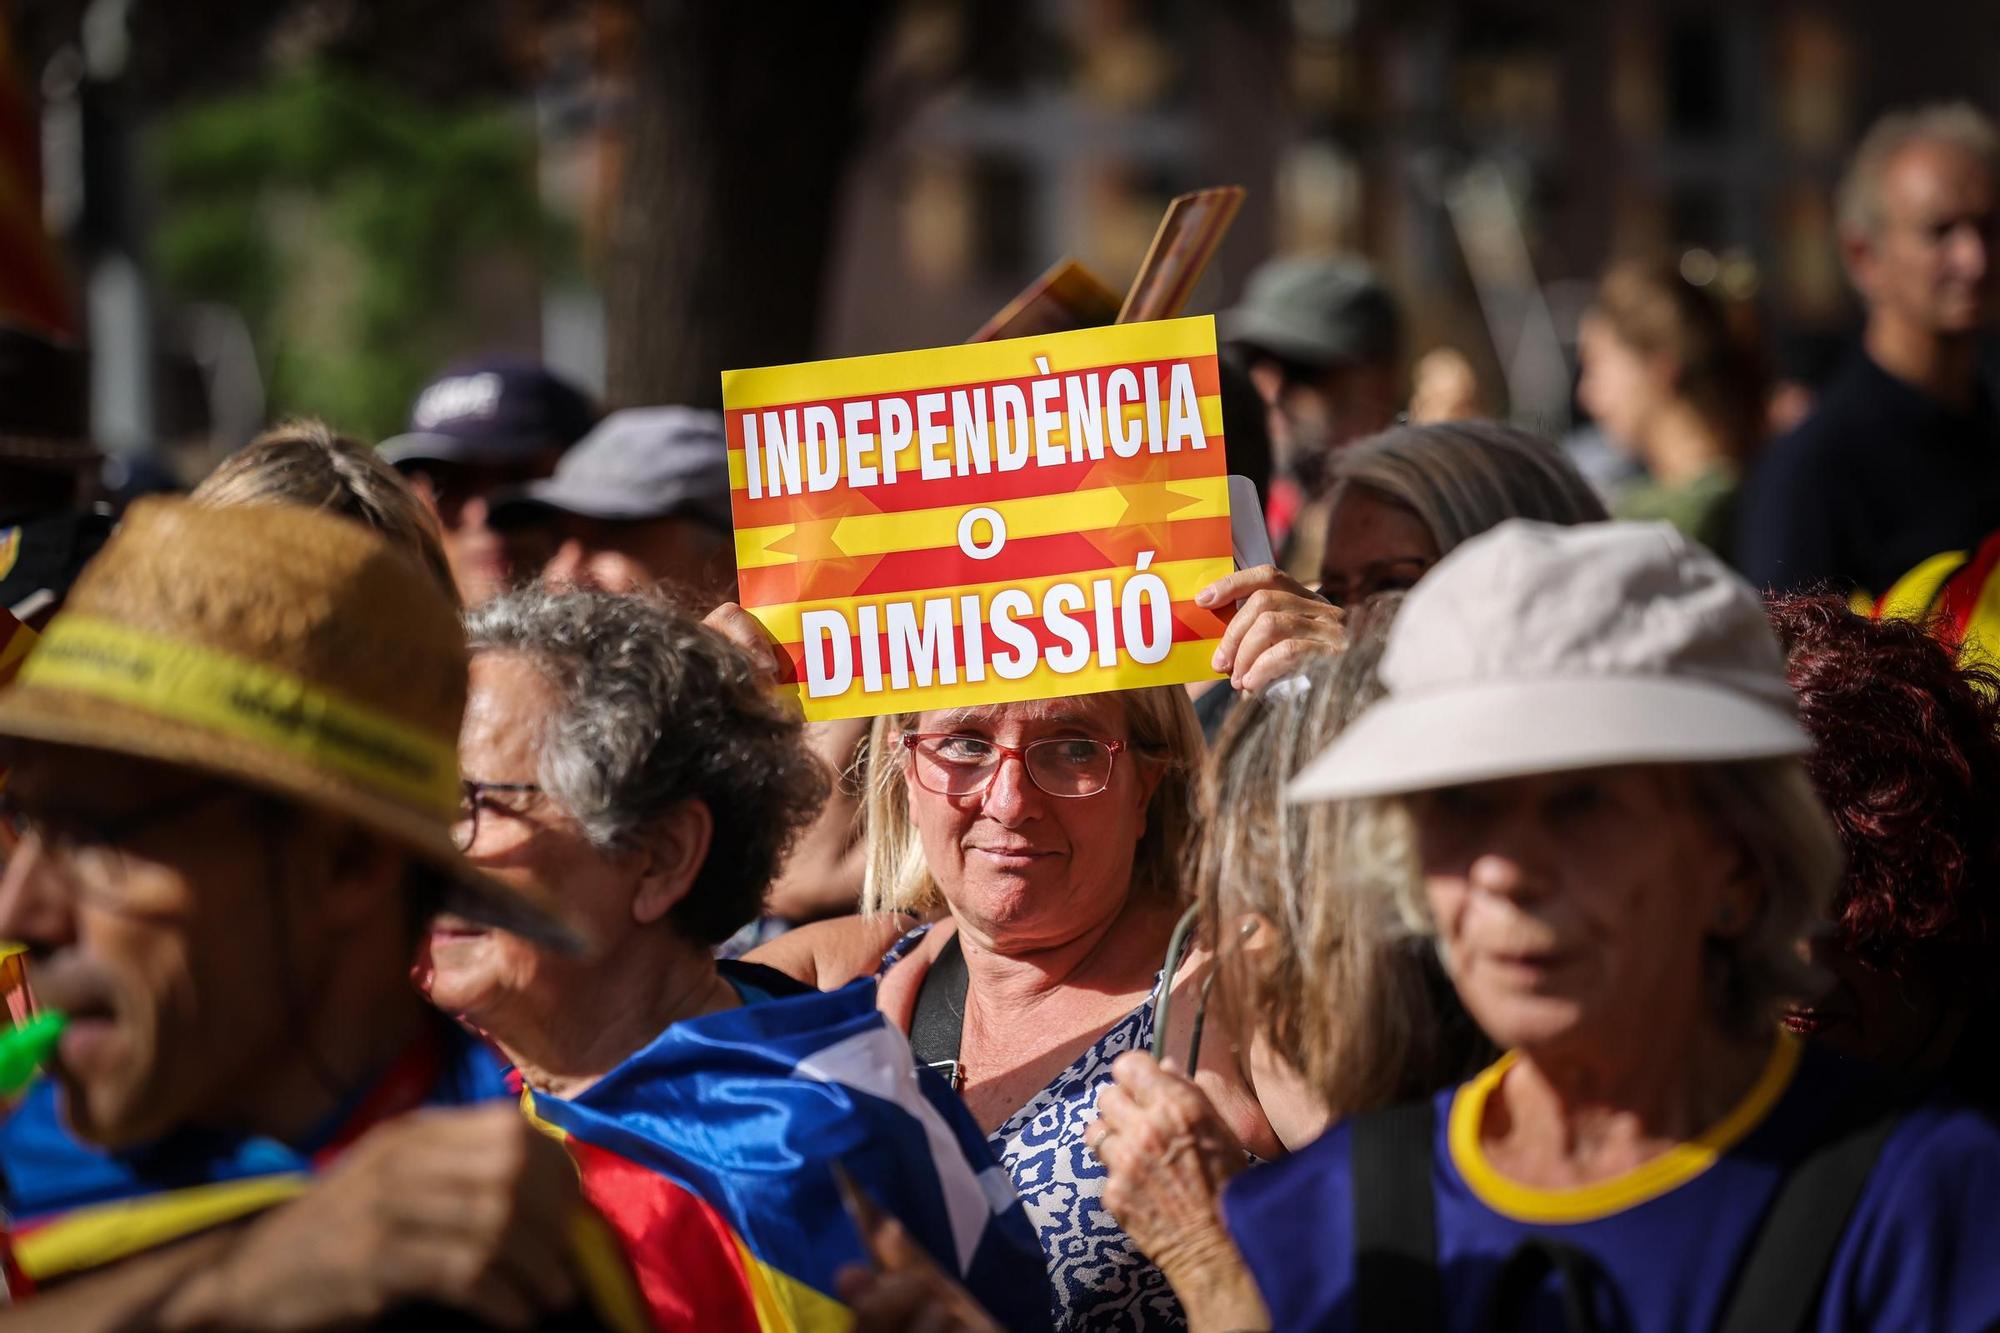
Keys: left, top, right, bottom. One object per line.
{"left": 379, "top": 359, "right": 597, "bottom": 468}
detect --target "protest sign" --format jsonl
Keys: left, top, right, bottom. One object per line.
{"left": 724, "top": 315, "right": 1234, "bottom": 722}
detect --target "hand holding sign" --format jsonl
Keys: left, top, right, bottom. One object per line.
{"left": 1196, "top": 565, "right": 1345, "bottom": 694}
{"left": 702, "top": 601, "right": 787, "bottom": 682}
{"left": 724, "top": 318, "right": 1236, "bottom": 721}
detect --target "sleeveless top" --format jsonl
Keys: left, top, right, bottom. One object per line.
{"left": 880, "top": 926, "right": 1187, "bottom": 1332}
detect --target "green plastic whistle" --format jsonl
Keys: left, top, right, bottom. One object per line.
{"left": 0, "top": 1012, "right": 66, "bottom": 1094}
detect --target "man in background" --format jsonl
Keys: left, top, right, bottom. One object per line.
{"left": 488, "top": 406, "right": 869, "bottom": 947}
{"left": 488, "top": 405, "right": 737, "bottom": 607}
{"left": 1738, "top": 103, "right": 2000, "bottom": 595}
{"left": 382, "top": 359, "right": 597, "bottom": 604}
{"left": 1221, "top": 255, "right": 1405, "bottom": 578}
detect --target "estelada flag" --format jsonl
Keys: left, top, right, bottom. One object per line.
{"left": 1874, "top": 529, "right": 2000, "bottom": 665}
{"left": 0, "top": 1022, "right": 648, "bottom": 1328}
{"left": 525, "top": 981, "right": 1052, "bottom": 1333}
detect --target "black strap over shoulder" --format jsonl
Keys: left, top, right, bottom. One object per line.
{"left": 1713, "top": 1084, "right": 1905, "bottom": 1333}
{"left": 1351, "top": 1099, "right": 1445, "bottom": 1333}
{"left": 909, "top": 932, "right": 969, "bottom": 1090}
{"left": 1349, "top": 1068, "right": 1904, "bottom": 1333}
{"left": 1483, "top": 1239, "right": 1612, "bottom": 1333}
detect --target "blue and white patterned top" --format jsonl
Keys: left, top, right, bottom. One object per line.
{"left": 882, "top": 926, "right": 1185, "bottom": 1332}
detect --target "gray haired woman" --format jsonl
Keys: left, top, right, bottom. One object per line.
{"left": 423, "top": 585, "right": 1053, "bottom": 1331}
{"left": 1218, "top": 521, "right": 2000, "bottom": 1331}
{"left": 1200, "top": 420, "right": 1606, "bottom": 696}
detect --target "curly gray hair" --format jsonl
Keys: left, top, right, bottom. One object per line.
{"left": 465, "top": 586, "right": 829, "bottom": 944}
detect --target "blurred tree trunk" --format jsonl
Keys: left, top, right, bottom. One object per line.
{"left": 606, "top": 0, "right": 892, "bottom": 409}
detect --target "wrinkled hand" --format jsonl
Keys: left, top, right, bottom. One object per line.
{"left": 704, "top": 601, "right": 791, "bottom": 684}
{"left": 1089, "top": 1053, "right": 1248, "bottom": 1279}
{"left": 167, "top": 1104, "right": 584, "bottom": 1331}
{"left": 836, "top": 1207, "right": 1003, "bottom": 1333}
{"left": 1196, "top": 566, "right": 1345, "bottom": 694}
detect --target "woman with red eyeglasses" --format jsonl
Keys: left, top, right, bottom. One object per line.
{"left": 749, "top": 685, "right": 1316, "bottom": 1332}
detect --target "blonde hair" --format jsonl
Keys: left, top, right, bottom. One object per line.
{"left": 1346, "top": 757, "right": 1842, "bottom": 1042}
{"left": 859, "top": 685, "right": 1204, "bottom": 917}
{"left": 1196, "top": 594, "right": 1492, "bottom": 1116}
{"left": 194, "top": 419, "right": 458, "bottom": 605}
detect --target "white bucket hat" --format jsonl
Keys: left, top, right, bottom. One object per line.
{"left": 1288, "top": 520, "right": 1810, "bottom": 803}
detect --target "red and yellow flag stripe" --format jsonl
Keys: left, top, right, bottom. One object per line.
{"left": 526, "top": 1094, "right": 845, "bottom": 1333}
{"left": 0, "top": 6, "right": 71, "bottom": 334}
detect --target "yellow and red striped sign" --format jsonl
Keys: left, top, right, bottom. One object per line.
{"left": 723, "top": 316, "right": 1233, "bottom": 721}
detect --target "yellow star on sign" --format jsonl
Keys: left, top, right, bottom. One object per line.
{"left": 768, "top": 517, "right": 883, "bottom": 603}
{"left": 1107, "top": 457, "right": 1204, "bottom": 558}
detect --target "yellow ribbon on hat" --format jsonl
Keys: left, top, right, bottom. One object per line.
{"left": 15, "top": 615, "right": 460, "bottom": 820}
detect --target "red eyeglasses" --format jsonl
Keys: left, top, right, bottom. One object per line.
{"left": 901, "top": 732, "right": 1129, "bottom": 799}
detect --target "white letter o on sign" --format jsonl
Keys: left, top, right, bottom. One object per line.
{"left": 957, "top": 507, "right": 1007, "bottom": 560}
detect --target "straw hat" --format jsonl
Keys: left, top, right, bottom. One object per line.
{"left": 0, "top": 497, "right": 579, "bottom": 948}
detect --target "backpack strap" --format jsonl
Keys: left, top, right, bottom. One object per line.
{"left": 1713, "top": 1084, "right": 1904, "bottom": 1333}
{"left": 909, "top": 933, "right": 969, "bottom": 1091}
{"left": 1351, "top": 1100, "right": 1445, "bottom": 1333}
{"left": 1483, "top": 1238, "right": 1612, "bottom": 1333}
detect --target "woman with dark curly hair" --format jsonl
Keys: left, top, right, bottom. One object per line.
{"left": 1768, "top": 593, "right": 2000, "bottom": 1112}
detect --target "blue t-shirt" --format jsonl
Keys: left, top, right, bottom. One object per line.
{"left": 1224, "top": 1036, "right": 2000, "bottom": 1332}
{"left": 0, "top": 1019, "right": 510, "bottom": 1292}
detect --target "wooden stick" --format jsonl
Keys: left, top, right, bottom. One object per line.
{"left": 1116, "top": 185, "right": 1246, "bottom": 324}
{"left": 968, "top": 258, "right": 1122, "bottom": 342}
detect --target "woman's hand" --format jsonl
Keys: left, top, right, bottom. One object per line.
{"left": 704, "top": 603, "right": 805, "bottom": 718}
{"left": 703, "top": 601, "right": 789, "bottom": 681}
{"left": 1195, "top": 566, "right": 1345, "bottom": 694}
{"left": 1090, "top": 1053, "right": 1271, "bottom": 1332}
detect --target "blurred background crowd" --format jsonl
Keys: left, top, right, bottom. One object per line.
{"left": 2, "top": 0, "right": 1995, "bottom": 470}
